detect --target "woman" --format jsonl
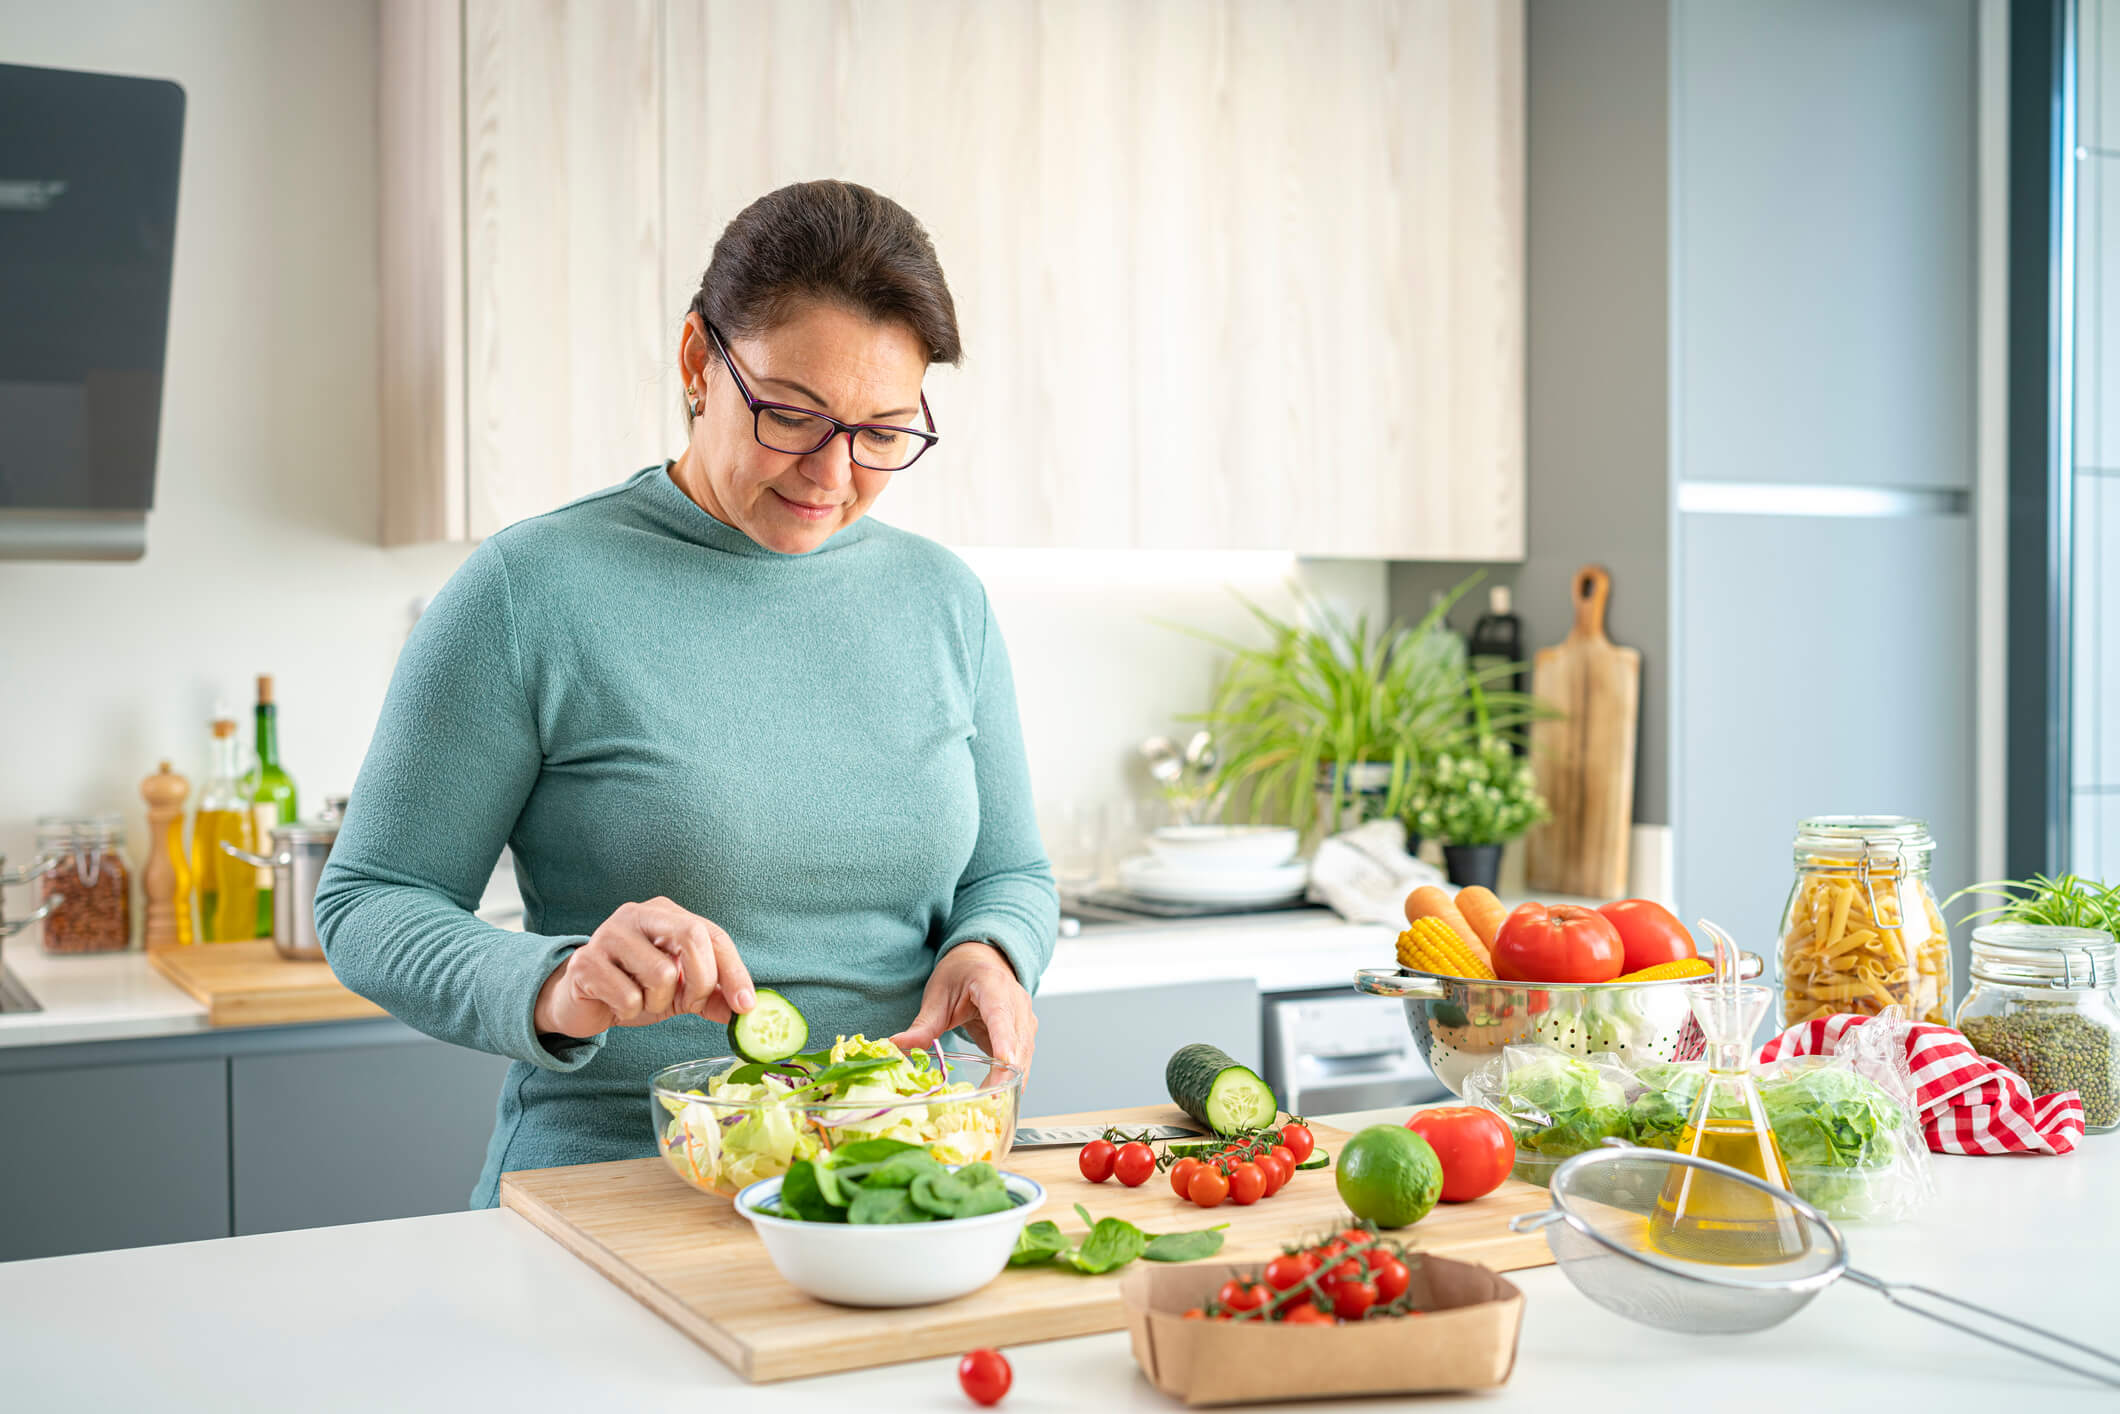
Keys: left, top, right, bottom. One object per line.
{"left": 316, "top": 180, "right": 1057, "bottom": 1207}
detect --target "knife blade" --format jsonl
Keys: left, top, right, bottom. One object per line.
{"left": 1012, "top": 1123, "right": 1208, "bottom": 1150}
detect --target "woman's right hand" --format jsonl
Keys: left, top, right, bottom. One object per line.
{"left": 533, "top": 897, "right": 755, "bottom": 1039}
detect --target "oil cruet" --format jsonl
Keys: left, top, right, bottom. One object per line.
{"left": 1650, "top": 924, "right": 1808, "bottom": 1265}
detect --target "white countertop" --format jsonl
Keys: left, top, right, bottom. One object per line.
{"left": 3, "top": 1105, "right": 2113, "bottom": 1412}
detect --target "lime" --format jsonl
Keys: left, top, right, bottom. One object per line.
{"left": 1335, "top": 1124, "right": 1444, "bottom": 1228}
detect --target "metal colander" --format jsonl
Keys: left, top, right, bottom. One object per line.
{"left": 1510, "top": 1147, "right": 2120, "bottom": 1389}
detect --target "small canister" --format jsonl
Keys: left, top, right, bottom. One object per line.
{"left": 1776, "top": 816, "right": 1951, "bottom": 1026}
{"left": 35, "top": 815, "right": 131, "bottom": 954}
{"left": 1956, "top": 923, "right": 2119, "bottom": 1133}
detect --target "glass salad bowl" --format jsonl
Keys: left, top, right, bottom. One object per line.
{"left": 650, "top": 1043, "right": 1023, "bottom": 1199}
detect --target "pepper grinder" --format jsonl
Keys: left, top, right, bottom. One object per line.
{"left": 140, "top": 760, "right": 192, "bottom": 949}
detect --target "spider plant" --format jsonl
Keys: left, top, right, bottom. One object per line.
{"left": 1944, "top": 873, "right": 2120, "bottom": 935}
{"left": 1175, "top": 574, "right": 1549, "bottom": 839}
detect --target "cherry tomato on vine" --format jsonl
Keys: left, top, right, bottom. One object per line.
{"left": 1271, "top": 1143, "right": 1296, "bottom": 1171}
{"left": 1315, "top": 1239, "right": 1347, "bottom": 1263}
{"left": 1255, "top": 1153, "right": 1287, "bottom": 1194}
{"left": 1113, "top": 1142, "right": 1156, "bottom": 1188}
{"left": 1337, "top": 1228, "right": 1374, "bottom": 1249}
{"left": 1282, "top": 1302, "right": 1335, "bottom": 1326}
{"left": 1217, "top": 1279, "right": 1268, "bottom": 1313}
{"left": 1331, "top": 1279, "right": 1379, "bottom": 1321}
{"left": 1280, "top": 1124, "right": 1316, "bottom": 1164}
{"left": 1322, "top": 1256, "right": 1364, "bottom": 1288}
{"left": 1182, "top": 1307, "right": 1206, "bottom": 1321}
{"left": 1169, "top": 1156, "right": 1202, "bottom": 1199}
{"left": 1263, "top": 1252, "right": 1315, "bottom": 1297}
{"left": 1077, "top": 1140, "right": 1116, "bottom": 1184}
{"left": 957, "top": 1348, "right": 1011, "bottom": 1406}
{"left": 1187, "top": 1164, "right": 1229, "bottom": 1207}
{"left": 1373, "top": 1256, "right": 1411, "bottom": 1303}
{"left": 1227, "top": 1161, "right": 1266, "bottom": 1206}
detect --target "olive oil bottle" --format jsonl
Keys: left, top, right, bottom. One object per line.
{"left": 193, "top": 715, "right": 260, "bottom": 942}
{"left": 245, "top": 674, "right": 299, "bottom": 938}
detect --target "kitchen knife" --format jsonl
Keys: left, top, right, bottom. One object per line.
{"left": 1011, "top": 1123, "right": 1208, "bottom": 1150}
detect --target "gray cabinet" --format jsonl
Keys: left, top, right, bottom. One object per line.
{"left": 230, "top": 1040, "right": 509, "bottom": 1235}
{"left": 1021, "top": 980, "right": 1258, "bottom": 1119}
{"left": 0, "top": 1058, "right": 229, "bottom": 1261}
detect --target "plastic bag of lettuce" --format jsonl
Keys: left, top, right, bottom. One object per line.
{"left": 1465, "top": 1045, "right": 1633, "bottom": 1165}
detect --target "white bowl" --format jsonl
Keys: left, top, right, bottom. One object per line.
{"left": 1143, "top": 825, "right": 1301, "bottom": 871}
{"left": 1118, "top": 854, "right": 1309, "bottom": 905}
{"left": 734, "top": 1169, "right": 1046, "bottom": 1307}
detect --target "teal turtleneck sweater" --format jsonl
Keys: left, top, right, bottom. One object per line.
{"left": 314, "top": 465, "right": 1058, "bottom": 1207}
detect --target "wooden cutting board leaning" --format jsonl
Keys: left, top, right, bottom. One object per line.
{"left": 498, "top": 1104, "right": 1556, "bottom": 1383}
{"left": 1524, "top": 565, "right": 1641, "bottom": 900}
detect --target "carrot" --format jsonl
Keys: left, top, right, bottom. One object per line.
{"left": 1403, "top": 886, "right": 1488, "bottom": 962}
{"left": 1454, "top": 886, "right": 1508, "bottom": 950}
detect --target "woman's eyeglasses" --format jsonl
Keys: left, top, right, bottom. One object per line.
{"left": 704, "top": 322, "right": 939, "bottom": 471}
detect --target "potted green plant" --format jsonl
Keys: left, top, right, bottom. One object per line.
{"left": 1403, "top": 729, "right": 1551, "bottom": 890}
{"left": 1180, "top": 576, "right": 1544, "bottom": 842}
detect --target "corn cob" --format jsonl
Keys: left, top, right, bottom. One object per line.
{"left": 1397, "top": 917, "right": 1497, "bottom": 979}
{"left": 1616, "top": 957, "right": 1713, "bottom": 982}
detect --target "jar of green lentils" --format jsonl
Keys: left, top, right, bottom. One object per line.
{"left": 1955, "top": 923, "right": 2119, "bottom": 1133}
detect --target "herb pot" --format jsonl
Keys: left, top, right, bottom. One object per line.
{"left": 1443, "top": 843, "right": 1503, "bottom": 892}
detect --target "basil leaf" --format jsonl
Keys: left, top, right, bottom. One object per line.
{"left": 1143, "top": 1228, "right": 1226, "bottom": 1263}
{"left": 1008, "top": 1220, "right": 1072, "bottom": 1267}
{"left": 1070, "top": 1217, "right": 1149, "bottom": 1275}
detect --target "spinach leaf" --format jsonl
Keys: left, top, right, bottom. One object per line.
{"left": 860, "top": 1151, "right": 945, "bottom": 1189}
{"left": 848, "top": 1187, "right": 930, "bottom": 1224}
{"left": 909, "top": 1166, "right": 1011, "bottom": 1218}
{"left": 1070, "top": 1217, "right": 1149, "bottom": 1274}
{"left": 1008, "top": 1220, "right": 1072, "bottom": 1267}
{"left": 778, "top": 1057, "right": 902, "bottom": 1100}
{"left": 829, "top": 1137, "right": 925, "bottom": 1166}
{"left": 1142, "top": 1228, "right": 1226, "bottom": 1263}
{"left": 777, "top": 1161, "right": 845, "bottom": 1223}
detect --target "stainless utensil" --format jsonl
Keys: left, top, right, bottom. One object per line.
{"left": 0, "top": 852, "right": 58, "bottom": 939}
{"left": 1012, "top": 1124, "right": 1206, "bottom": 1150}
{"left": 1351, "top": 954, "right": 1765, "bottom": 1096}
{"left": 1140, "top": 736, "right": 1184, "bottom": 788}
{"left": 221, "top": 818, "right": 340, "bottom": 960}
{"left": 1511, "top": 1145, "right": 2120, "bottom": 1390}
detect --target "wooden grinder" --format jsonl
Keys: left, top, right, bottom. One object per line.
{"left": 140, "top": 760, "right": 192, "bottom": 949}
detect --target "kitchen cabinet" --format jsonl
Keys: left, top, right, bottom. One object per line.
{"left": 381, "top": 0, "right": 1525, "bottom": 558}
{"left": 230, "top": 1039, "right": 509, "bottom": 1235}
{"left": 1019, "top": 978, "right": 1257, "bottom": 1117}
{"left": 0, "top": 1058, "right": 230, "bottom": 1260}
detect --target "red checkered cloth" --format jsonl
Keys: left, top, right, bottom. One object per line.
{"left": 1757, "top": 1013, "right": 2086, "bottom": 1156}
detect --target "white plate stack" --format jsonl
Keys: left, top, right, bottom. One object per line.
{"left": 1114, "top": 826, "right": 1307, "bottom": 906}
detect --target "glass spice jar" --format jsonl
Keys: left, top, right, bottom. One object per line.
{"left": 1776, "top": 816, "right": 1952, "bottom": 1026}
{"left": 1956, "top": 923, "right": 2119, "bottom": 1133}
{"left": 36, "top": 814, "right": 132, "bottom": 954}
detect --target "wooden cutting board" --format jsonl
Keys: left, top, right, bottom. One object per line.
{"left": 147, "top": 940, "right": 386, "bottom": 1027}
{"left": 1524, "top": 565, "right": 1641, "bottom": 899}
{"left": 498, "top": 1104, "right": 1555, "bottom": 1383}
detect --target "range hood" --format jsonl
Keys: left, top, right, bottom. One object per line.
{"left": 0, "top": 63, "right": 184, "bottom": 561}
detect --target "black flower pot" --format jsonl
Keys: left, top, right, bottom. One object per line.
{"left": 1443, "top": 843, "right": 1504, "bottom": 892}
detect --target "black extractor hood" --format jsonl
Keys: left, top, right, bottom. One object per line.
{"left": 0, "top": 62, "right": 184, "bottom": 561}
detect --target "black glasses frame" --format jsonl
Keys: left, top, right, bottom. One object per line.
{"left": 703, "top": 322, "right": 939, "bottom": 470}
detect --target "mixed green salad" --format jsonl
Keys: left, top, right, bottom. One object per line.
{"left": 657, "top": 1035, "right": 1010, "bottom": 1195}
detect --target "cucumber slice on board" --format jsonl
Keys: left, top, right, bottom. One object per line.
{"left": 1165, "top": 1043, "right": 1278, "bottom": 1135}
{"left": 730, "top": 988, "right": 809, "bottom": 1063}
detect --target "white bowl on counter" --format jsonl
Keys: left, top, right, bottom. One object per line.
{"left": 1143, "top": 825, "right": 1301, "bottom": 872}
{"left": 733, "top": 1169, "right": 1047, "bottom": 1307}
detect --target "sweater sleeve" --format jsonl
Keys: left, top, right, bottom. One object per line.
{"left": 939, "top": 593, "right": 1059, "bottom": 991}
{"left": 314, "top": 539, "right": 603, "bottom": 1071}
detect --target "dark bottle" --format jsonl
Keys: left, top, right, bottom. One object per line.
{"left": 1468, "top": 586, "right": 1527, "bottom": 751}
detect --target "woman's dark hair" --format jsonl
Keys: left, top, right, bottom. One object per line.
{"left": 685, "top": 180, "right": 961, "bottom": 422}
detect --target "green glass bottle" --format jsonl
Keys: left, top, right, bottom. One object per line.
{"left": 246, "top": 674, "right": 299, "bottom": 938}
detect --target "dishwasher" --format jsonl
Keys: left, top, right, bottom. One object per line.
{"left": 1260, "top": 985, "right": 1447, "bottom": 1116}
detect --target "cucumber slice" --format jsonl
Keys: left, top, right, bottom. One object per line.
{"left": 1165, "top": 1043, "right": 1278, "bottom": 1136}
{"left": 730, "top": 988, "right": 808, "bottom": 1063}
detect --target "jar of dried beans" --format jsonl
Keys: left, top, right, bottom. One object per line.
{"left": 36, "top": 814, "right": 131, "bottom": 954}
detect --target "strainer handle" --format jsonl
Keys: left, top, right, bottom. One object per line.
{"left": 1508, "top": 1210, "right": 1561, "bottom": 1234}
{"left": 1351, "top": 967, "right": 1448, "bottom": 1001}
{"left": 1844, "top": 1269, "right": 2120, "bottom": 1390}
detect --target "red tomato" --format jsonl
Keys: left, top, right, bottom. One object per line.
{"left": 1218, "top": 1279, "right": 1267, "bottom": 1313}
{"left": 1282, "top": 1302, "right": 1335, "bottom": 1326}
{"left": 1182, "top": 1307, "right": 1205, "bottom": 1320}
{"left": 1331, "top": 1279, "right": 1378, "bottom": 1320}
{"left": 1113, "top": 1142, "right": 1156, "bottom": 1188}
{"left": 1256, "top": 1153, "right": 1288, "bottom": 1194}
{"left": 1187, "top": 1165, "right": 1229, "bottom": 1208}
{"left": 1077, "top": 1140, "right": 1116, "bottom": 1184}
{"left": 1169, "top": 1157, "right": 1202, "bottom": 1199}
{"left": 1336, "top": 1227, "right": 1373, "bottom": 1249}
{"left": 1598, "top": 898, "right": 1698, "bottom": 974}
{"left": 1404, "top": 1106, "right": 1515, "bottom": 1203}
{"left": 1280, "top": 1125, "right": 1315, "bottom": 1164}
{"left": 1263, "top": 1252, "right": 1315, "bottom": 1301}
{"left": 1271, "top": 1144, "right": 1296, "bottom": 1171}
{"left": 957, "top": 1348, "right": 1011, "bottom": 1406}
{"left": 1373, "top": 1256, "right": 1411, "bottom": 1303}
{"left": 1227, "top": 1162, "right": 1266, "bottom": 1206}
{"left": 1492, "top": 903, "right": 1625, "bottom": 983}
{"left": 1323, "top": 1256, "right": 1363, "bottom": 1286}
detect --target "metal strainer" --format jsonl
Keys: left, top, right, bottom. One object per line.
{"left": 1510, "top": 1146, "right": 2120, "bottom": 1389}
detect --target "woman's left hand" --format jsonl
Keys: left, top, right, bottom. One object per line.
{"left": 889, "top": 942, "right": 1036, "bottom": 1071}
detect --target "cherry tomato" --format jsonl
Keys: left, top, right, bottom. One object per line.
{"left": 1255, "top": 1153, "right": 1288, "bottom": 1194}
{"left": 1227, "top": 1161, "right": 1266, "bottom": 1206}
{"left": 1598, "top": 898, "right": 1697, "bottom": 974}
{"left": 1271, "top": 1143, "right": 1297, "bottom": 1171}
{"left": 1077, "top": 1140, "right": 1116, "bottom": 1184}
{"left": 1217, "top": 1278, "right": 1268, "bottom": 1313}
{"left": 1112, "top": 1141, "right": 1156, "bottom": 1188}
{"left": 1169, "top": 1156, "right": 1202, "bottom": 1199}
{"left": 1280, "top": 1124, "right": 1315, "bottom": 1164}
{"left": 1282, "top": 1302, "right": 1335, "bottom": 1326}
{"left": 1492, "top": 902, "right": 1625, "bottom": 983}
{"left": 1182, "top": 1307, "right": 1206, "bottom": 1320}
{"left": 1337, "top": 1227, "right": 1373, "bottom": 1249}
{"left": 1324, "top": 1256, "right": 1364, "bottom": 1286}
{"left": 1373, "top": 1256, "right": 1411, "bottom": 1303}
{"left": 1404, "top": 1106, "right": 1516, "bottom": 1203}
{"left": 1263, "top": 1252, "right": 1315, "bottom": 1296}
{"left": 1315, "top": 1239, "right": 1347, "bottom": 1262}
{"left": 1187, "top": 1164, "right": 1229, "bottom": 1208}
{"left": 957, "top": 1348, "right": 1011, "bottom": 1407}
{"left": 1331, "top": 1278, "right": 1378, "bottom": 1321}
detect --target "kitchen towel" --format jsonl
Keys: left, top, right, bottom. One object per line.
{"left": 1306, "top": 819, "right": 1446, "bottom": 925}
{"left": 1758, "top": 1013, "right": 2086, "bottom": 1156}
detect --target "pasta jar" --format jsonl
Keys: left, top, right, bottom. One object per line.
{"left": 35, "top": 814, "right": 132, "bottom": 954}
{"left": 1777, "top": 816, "right": 1950, "bottom": 1026}
{"left": 1956, "top": 924, "right": 2119, "bottom": 1132}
